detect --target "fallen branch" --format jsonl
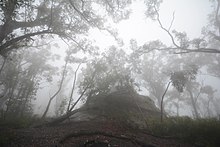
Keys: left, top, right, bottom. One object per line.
{"left": 33, "top": 107, "right": 90, "bottom": 128}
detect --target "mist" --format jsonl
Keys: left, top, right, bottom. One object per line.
{"left": 0, "top": 0, "right": 220, "bottom": 146}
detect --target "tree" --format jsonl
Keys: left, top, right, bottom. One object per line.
{"left": 66, "top": 62, "right": 82, "bottom": 112}
{"left": 0, "top": 0, "right": 131, "bottom": 57}
{"left": 144, "top": 0, "right": 220, "bottom": 54}
{"left": 200, "top": 85, "right": 217, "bottom": 117}
{"left": 140, "top": 49, "right": 169, "bottom": 107}
{"left": 206, "top": 54, "right": 220, "bottom": 78}
{"left": 130, "top": 0, "right": 220, "bottom": 119}
{"left": 41, "top": 47, "right": 85, "bottom": 118}
{"left": 160, "top": 81, "right": 171, "bottom": 122}
{"left": 79, "top": 46, "right": 136, "bottom": 101}
{"left": 0, "top": 47, "right": 57, "bottom": 119}
{"left": 169, "top": 65, "right": 202, "bottom": 118}
{"left": 41, "top": 59, "right": 68, "bottom": 119}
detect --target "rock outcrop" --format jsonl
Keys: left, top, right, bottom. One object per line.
{"left": 70, "top": 90, "right": 160, "bottom": 127}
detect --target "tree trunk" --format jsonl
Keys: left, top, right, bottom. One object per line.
{"left": 160, "top": 81, "right": 171, "bottom": 123}
{"left": 41, "top": 61, "right": 68, "bottom": 119}
{"left": 186, "top": 84, "right": 200, "bottom": 119}
{"left": 67, "top": 63, "right": 81, "bottom": 112}
{"left": 35, "top": 107, "right": 89, "bottom": 127}
{"left": 0, "top": 57, "right": 6, "bottom": 75}
{"left": 19, "top": 86, "right": 33, "bottom": 118}
{"left": 68, "top": 84, "right": 90, "bottom": 112}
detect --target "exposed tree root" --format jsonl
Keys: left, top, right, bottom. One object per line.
{"left": 59, "top": 130, "right": 156, "bottom": 147}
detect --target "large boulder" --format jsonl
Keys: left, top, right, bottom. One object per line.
{"left": 71, "top": 90, "right": 160, "bottom": 127}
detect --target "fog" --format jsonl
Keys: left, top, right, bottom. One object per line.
{"left": 1, "top": 0, "right": 220, "bottom": 146}
{"left": 0, "top": 0, "right": 220, "bottom": 119}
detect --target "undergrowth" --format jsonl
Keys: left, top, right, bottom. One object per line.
{"left": 0, "top": 116, "right": 42, "bottom": 145}
{"left": 148, "top": 117, "right": 220, "bottom": 147}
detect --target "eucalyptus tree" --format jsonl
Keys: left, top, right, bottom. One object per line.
{"left": 79, "top": 46, "right": 135, "bottom": 101}
{"left": 128, "top": 0, "right": 220, "bottom": 119}
{"left": 199, "top": 85, "right": 217, "bottom": 117}
{"left": 0, "top": 48, "right": 57, "bottom": 119}
{"left": 40, "top": 46, "right": 138, "bottom": 125}
{"left": 134, "top": 39, "right": 219, "bottom": 118}
{"left": 0, "top": 0, "right": 132, "bottom": 57}
{"left": 144, "top": 0, "right": 220, "bottom": 54}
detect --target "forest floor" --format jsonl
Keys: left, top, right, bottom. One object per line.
{"left": 0, "top": 120, "right": 193, "bottom": 147}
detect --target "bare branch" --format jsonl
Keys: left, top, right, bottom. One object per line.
{"left": 160, "top": 81, "right": 171, "bottom": 122}
{"left": 67, "top": 62, "right": 82, "bottom": 112}
{"left": 104, "top": 0, "right": 115, "bottom": 11}
{"left": 48, "top": 0, "right": 54, "bottom": 29}
{"left": 69, "top": 84, "right": 90, "bottom": 112}
{"left": 69, "top": 0, "right": 91, "bottom": 25}
{"left": 153, "top": 5, "right": 220, "bottom": 54}
{"left": 59, "top": 34, "right": 87, "bottom": 51}
{"left": 153, "top": 6, "right": 180, "bottom": 48}
{"left": 168, "top": 11, "right": 175, "bottom": 31}
{"left": 68, "top": 0, "right": 120, "bottom": 42}
{"left": 80, "top": 0, "right": 85, "bottom": 11}
{"left": 41, "top": 60, "right": 68, "bottom": 119}
{"left": 60, "top": 37, "right": 71, "bottom": 47}
{"left": 0, "top": 30, "right": 53, "bottom": 56}
{"left": 215, "top": 0, "right": 220, "bottom": 35}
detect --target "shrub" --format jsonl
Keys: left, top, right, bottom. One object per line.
{"left": 148, "top": 117, "right": 220, "bottom": 146}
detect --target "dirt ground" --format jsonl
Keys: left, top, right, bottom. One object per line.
{"left": 0, "top": 120, "right": 194, "bottom": 147}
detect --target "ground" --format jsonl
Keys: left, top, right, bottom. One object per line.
{"left": 0, "top": 120, "right": 192, "bottom": 147}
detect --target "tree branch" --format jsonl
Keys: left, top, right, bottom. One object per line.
{"left": 160, "top": 81, "right": 171, "bottom": 122}
{"left": 153, "top": 5, "right": 220, "bottom": 54}
{"left": 68, "top": 84, "right": 90, "bottom": 112}
{"left": 41, "top": 60, "right": 68, "bottom": 119}
{"left": 13, "top": 17, "right": 50, "bottom": 29}
{"left": 69, "top": 0, "right": 91, "bottom": 25}
{"left": 68, "top": 0, "right": 120, "bottom": 42}
{"left": 0, "top": 30, "right": 53, "bottom": 56}
{"left": 67, "top": 62, "right": 82, "bottom": 112}
{"left": 215, "top": 0, "right": 220, "bottom": 35}
{"left": 154, "top": 6, "right": 180, "bottom": 48}
{"left": 168, "top": 11, "right": 175, "bottom": 31}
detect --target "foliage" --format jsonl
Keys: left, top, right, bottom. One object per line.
{"left": 138, "top": 42, "right": 219, "bottom": 118}
{"left": 0, "top": 47, "right": 57, "bottom": 119}
{"left": 79, "top": 46, "right": 136, "bottom": 98}
{"left": 140, "top": 50, "right": 169, "bottom": 107}
{"left": 149, "top": 117, "right": 220, "bottom": 146}
{"left": 144, "top": 0, "right": 220, "bottom": 54}
{"left": 0, "top": 0, "right": 131, "bottom": 57}
{"left": 170, "top": 65, "right": 198, "bottom": 93}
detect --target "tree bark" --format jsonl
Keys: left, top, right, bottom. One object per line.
{"left": 0, "top": 57, "right": 6, "bottom": 75}
{"left": 0, "top": 30, "right": 52, "bottom": 56}
{"left": 67, "top": 63, "right": 81, "bottom": 112}
{"left": 41, "top": 61, "right": 68, "bottom": 119}
{"left": 160, "top": 81, "right": 171, "bottom": 123}
{"left": 186, "top": 84, "right": 200, "bottom": 119}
